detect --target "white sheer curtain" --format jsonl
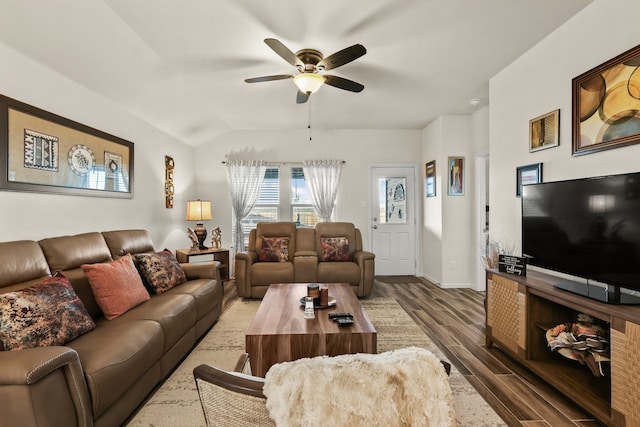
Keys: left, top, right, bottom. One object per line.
{"left": 226, "top": 160, "right": 267, "bottom": 254}
{"left": 302, "top": 159, "right": 343, "bottom": 222}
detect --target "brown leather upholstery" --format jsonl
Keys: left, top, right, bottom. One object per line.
{"left": 101, "top": 229, "right": 155, "bottom": 259}
{"left": 0, "top": 229, "right": 223, "bottom": 427}
{"left": 235, "top": 222, "right": 375, "bottom": 298}
{"left": 0, "top": 240, "right": 50, "bottom": 290}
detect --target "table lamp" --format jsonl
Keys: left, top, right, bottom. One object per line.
{"left": 186, "top": 199, "right": 212, "bottom": 250}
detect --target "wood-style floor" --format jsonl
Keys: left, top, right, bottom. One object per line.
{"left": 223, "top": 277, "right": 605, "bottom": 427}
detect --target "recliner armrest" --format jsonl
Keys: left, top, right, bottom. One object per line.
{"left": 180, "top": 260, "right": 220, "bottom": 280}
{"left": 0, "top": 346, "right": 92, "bottom": 427}
{"left": 353, "top": 250, "right": 375, "bottom": 265}
{"left": 236, "top": 251, "right": 258, "bottom": 264}
{"left": 294, "top": 251, "right": 317, "bottom": 258}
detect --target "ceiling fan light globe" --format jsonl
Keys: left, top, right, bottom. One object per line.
{"left": 294, "top": 73, "right": 324, "bottom": 94}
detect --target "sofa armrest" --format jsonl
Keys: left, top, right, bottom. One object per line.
{"left": 234, "top": 251, "right": 258, "bottom": 297}
{"left": 353, "top": 250, "right": 375, "bottom": 265}
{"left": 180, "top": 260, "right": 220, "bottom": 281}
{"left": 353, "top": 250, "right": 376, "bottom": 297}
{"left": 0, "top": 346, "right": 92, "bottom": 427}
{"left": 294, "top": 251, "right": 317, "bottom": 257}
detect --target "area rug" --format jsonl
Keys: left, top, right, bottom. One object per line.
{"left": 126, "top": 298, "right": 506, "bottom": 426}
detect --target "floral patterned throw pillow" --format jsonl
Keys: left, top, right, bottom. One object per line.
{"left": 0, "top": 274, "right": 96, "bottom": 351}
{"left": 259, "top": 237, "right": 290, "bottom": 262}
{"left": 320, "top": 237, "right": 351, "bottom": 261}
{"left": 133, "top": 250, "right": 187, "bottom": 294}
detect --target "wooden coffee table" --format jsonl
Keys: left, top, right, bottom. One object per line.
{"left": 245, "top": 283, "right": 377, "bottom": 377}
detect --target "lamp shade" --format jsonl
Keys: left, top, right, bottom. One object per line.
{"left": 186, "top": 199, "right": 212, "bottom": 222}
{"left": 293, "top": 73, "right": 324, "bottom": 94}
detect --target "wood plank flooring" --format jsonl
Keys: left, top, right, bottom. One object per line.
{"left": 223, "top": 277, "right": 606, "bottom": 426}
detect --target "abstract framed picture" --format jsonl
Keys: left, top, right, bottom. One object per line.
{"left": 530, "top": 109, "right": 559, "bottom": 152}
{"left": 0, "top": 94, "right": 134, "bottom": 198}
{"left": 425, "top": 160, "right": 436, "bottom": 198}
{"left": 572, "top": 43, "right": 640, "bottom": 156}
{"left": 447, "top": 156, "right": 464, "bottom": 196}
{"left": 516, "top": 163, "right": 542, "bottom": 197}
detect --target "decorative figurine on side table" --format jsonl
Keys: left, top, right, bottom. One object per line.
{"left": 187, "top": 228, "right": 199, "bottom": 250}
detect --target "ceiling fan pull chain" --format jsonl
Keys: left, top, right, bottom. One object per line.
{"left": 308, "top": 101, "right": 312, "bottom": 142}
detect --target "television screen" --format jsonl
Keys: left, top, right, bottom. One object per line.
{"left": 522, "top": 172, "right": 640, "bottom": 303}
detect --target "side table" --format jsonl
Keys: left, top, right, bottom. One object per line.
{"left": 175, "top": 248, "right": 230, "bottom": 282}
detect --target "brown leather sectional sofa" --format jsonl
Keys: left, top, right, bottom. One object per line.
{"left": 0, "top": 229, "right": 223, "bottom": 427}
{"left": 235, "top": 222, "right": 375, "bottom": 298}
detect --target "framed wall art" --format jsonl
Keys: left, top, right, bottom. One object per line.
{"left": 530, "top": 109, "right": 559, "bottom": 152}
{"left": 425, "top": 160, "right": 436, "bottom": 197}
{"left": 447, "top": 156, "right": 464, "bottom": 196}
{"left": 572, "top": 44, "right": 640, "bottom": 156}
{"left": 516, "top": 163, "right": 542, "bottom": 197}
{"left": 0, "top": 94, "right": 134, "bottom": 198}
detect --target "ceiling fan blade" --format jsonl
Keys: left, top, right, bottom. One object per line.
{"left": 264, "top": 38, "right": 304, "bottom": 68}
{"left": 324, "top": 75, "right": 365, "bottom": 92}
{"left": 296, "top": 90, "right": 310, "bottom": 104}
{"left": 244, "top": 74, "right": 293, "bottom": 83}
{"left": 318, "top": 44, "right": 366, "bottom": 71}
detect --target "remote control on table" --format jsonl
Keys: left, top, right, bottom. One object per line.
{"left": 336, "top": 317, "right": 354, "bottom": 326}
{"left": 329, "top": 312, "right": 353, "bottom": 319}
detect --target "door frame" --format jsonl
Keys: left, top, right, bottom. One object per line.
{"left": 474, "top": 150, "right": 489, "bottom": 291}
{"left": 368, "top": 163, "right": 420, "bottom": 276}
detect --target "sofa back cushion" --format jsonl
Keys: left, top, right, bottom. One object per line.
{"left": 39, "top": 232, "right": 113, "bottom": 318}
{"left": 102, "top": 229, "right": 155, "bottom": 259}
{"left": 39, "top": 232, "right": 113, "bottom": 272}
{"left": 315, "top": 222, "right": 358, "bottom": 259}
{"left": 0, "top": 240, "right": 51, "bottom": 291}
{"left": 255, "top": 222, "right": 297, "bottom": 262}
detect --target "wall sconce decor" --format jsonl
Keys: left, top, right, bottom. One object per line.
{"left": 186, "top": 199, "right": 212, "bottom": 250}
{"left": 165, "top": 156, "right": 174, "bottom": 208}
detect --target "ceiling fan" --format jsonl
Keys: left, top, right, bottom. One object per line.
{"left": 245, "top": 38, "right": 366, "bottom": 103}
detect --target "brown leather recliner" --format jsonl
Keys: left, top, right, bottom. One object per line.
{"left": 235, "top": 222, "right": 375, "bottom": 298}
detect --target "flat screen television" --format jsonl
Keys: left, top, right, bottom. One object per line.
{"left": 522, "top": 172, "right": 640, "bottom": 304}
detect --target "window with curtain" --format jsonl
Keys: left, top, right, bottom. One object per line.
{"left": 291, "top": 167, "right": 331, "bottom": 227}
{"left": 235, "top": 165, "right": 334, "bottom": 248}
{"left": 240, "top": 167, "right": 279, "bottom": 247}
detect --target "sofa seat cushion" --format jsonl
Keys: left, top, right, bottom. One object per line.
{"left": 317, "top": 262, "right": 361, "bottom": 285}
{"left": 112, "top": 293, "right": 196, "bottom": 352}
{"left": 250, "top": 262, "right": 295, "bottom": 287}
{"left": 0, "top": 274, "right": 95, "bottom": 351}
{"left": 166, "top": 279, "right": 221, "bottom": 321}
{"left": 66, "top": 319, "right": 163, "bottom": 418}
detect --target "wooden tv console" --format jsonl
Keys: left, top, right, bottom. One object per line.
{"left": 486, "top": 269, "right": 640, "bottom": 427}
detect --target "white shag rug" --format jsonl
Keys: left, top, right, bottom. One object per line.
{"left": 264, "top": 347, "right": 456, "bottom": 427}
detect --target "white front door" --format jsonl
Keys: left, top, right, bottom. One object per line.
{"left": 370, "top": 165, "right": 417, "bottom": 275}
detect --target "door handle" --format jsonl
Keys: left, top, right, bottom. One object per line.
{"left": 373, "top": 225, "right": 378, "bottom": 229}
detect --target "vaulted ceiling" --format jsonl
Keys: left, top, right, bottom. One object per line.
{"left": 1, "top": 0, "right": 592, "bottom": 146}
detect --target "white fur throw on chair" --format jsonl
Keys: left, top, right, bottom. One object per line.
{"left": 263, "top": 347, "right": 455, "bottom": 427}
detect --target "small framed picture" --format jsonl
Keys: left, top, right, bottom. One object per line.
{"left": 425, "top": 160, "right": 436, "bottom": 198}
{"left": 447, "top": 156, "right": 464, "bottom": 196}
{"left": 516, "top": 163, "right": 543, "bottom": 197}
{"left": 529, "top": 109, "right": 559, "bottom": 152}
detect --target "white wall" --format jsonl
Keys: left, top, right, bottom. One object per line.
{"left": 194, "top": 129, "right": 423, "bottom": 251}
{"left": 0, "top": 42, "right": 196, "bottom": 251}
{"left": 421, "top": 109, "right": 489, "bottom": 287}
{"left": 489, "top": 0, "right": 640, "bottom": 254}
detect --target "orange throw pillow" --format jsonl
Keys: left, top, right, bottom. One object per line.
{"left": 82, "top": 254, "right": 150, "bottom": 320}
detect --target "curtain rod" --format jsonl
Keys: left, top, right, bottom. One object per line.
{"left": 221, "top": 160, "right": 346, "bottom": 165}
